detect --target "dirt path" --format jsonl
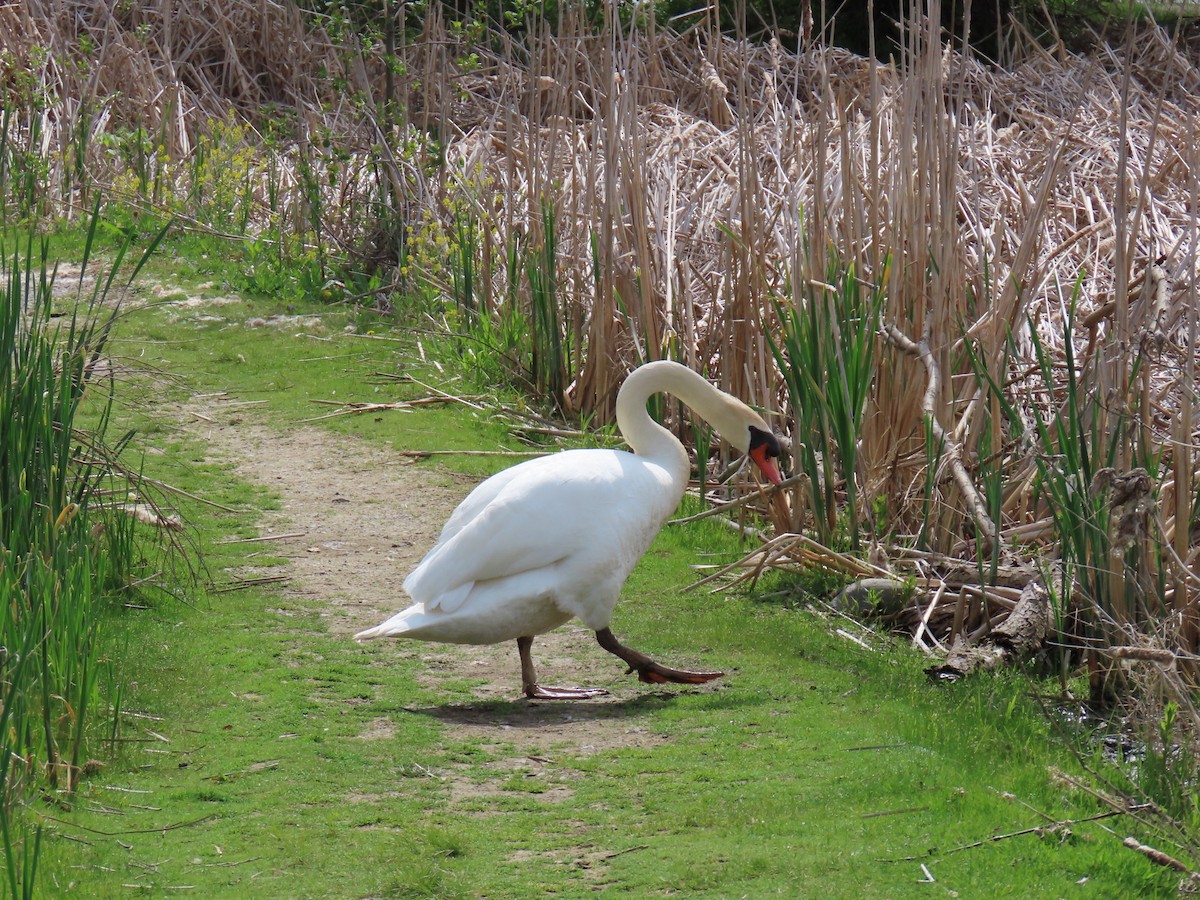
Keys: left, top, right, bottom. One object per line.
{"left": 184, "top": 394, "right": 671, "bottom": 757}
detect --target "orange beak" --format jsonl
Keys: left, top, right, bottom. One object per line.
{"left": 750, "top": 444, "right": 783, "bottom": 486}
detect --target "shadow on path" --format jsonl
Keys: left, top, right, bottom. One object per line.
{"left": 400, "top": 683, "right": 762, "bottom": 731}
{"left": 401, "top": 692, "right": 681, "bottom": 730}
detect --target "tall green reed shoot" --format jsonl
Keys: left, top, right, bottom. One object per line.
{"left": 965, "top": 284, "right": 1158, "bottom": 676}
{"left": 771, "top": 254, "right": 885, "bottom": 550}
{"left": 0, "top": 105, "right": 49, "bottom": 225}
{"left": 964, "top": 333, "right": 1011, "bottom": 583}
{"left": 65, "top": 103, "right": 94, "bottom": 210}
{"left": 527, "top": 196, "right": 566, "bottom": 410}
{"left": 433, "top": 204, "right": 533, "bottom": 392}
{"left": 0, "top": 616, "right": 43, "bottom": 900}
{"left": 0, "top": 198, "right": 166, "bottom": 895}
{"left": 450, "top": 207, "right": 479, "bottom": 322}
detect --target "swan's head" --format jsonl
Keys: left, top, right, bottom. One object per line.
{"left": 715, "top": 400, "right": 784, "bottom": 486}
{"left": 748, "top": 425, "right": 784, "bottom": 486}
{"left": 617, "top": 361, "right": 785, "bottom": 485}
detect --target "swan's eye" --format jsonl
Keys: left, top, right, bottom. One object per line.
{"left": 748, "top": 425, "right": 780, "bottom": 458}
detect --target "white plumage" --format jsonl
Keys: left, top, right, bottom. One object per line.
{"left": 355, "top": 360, "right": 783, "bottom": 699}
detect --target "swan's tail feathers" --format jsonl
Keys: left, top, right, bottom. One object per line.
{"left": 353, "top": 609, "right": 416, "bottom": 642}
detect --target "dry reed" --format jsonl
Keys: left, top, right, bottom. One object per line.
{"left": 5, "top": 2, "right": 1200, "bottom": 664}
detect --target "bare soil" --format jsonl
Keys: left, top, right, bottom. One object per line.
{"left": 183, "top": 395, "right": 677, "bottom": 765}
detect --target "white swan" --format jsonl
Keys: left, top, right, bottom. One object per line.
{"left": 354, "top": 360, "right": 783, "bottom": 699}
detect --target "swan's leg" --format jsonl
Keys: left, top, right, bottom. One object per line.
{"left": 516, "top": 636, "right": 608, "bottom": 700}
{"left": 595, "top": 628, "right": 724, "bottom": 686}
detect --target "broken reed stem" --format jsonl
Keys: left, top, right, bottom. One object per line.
{"left": 1121, "top": 837, "right": 1200, "bottom": 881}
{"left": 686, "top": 531, "right": 892, "bottom": 592}
{"left": 940, "top": 809, "right": 1128, "bottom": 856}
{"left": 216, "top": 532, "right": 307, "bottom": 545}
{"left": 300, "top": 401, "right": 417, "bottom": 422}
{"left": 213, "top": 575, "right": 291, "bottom": 593}
{"left": 398, "top": 449, "right": 547, "bottom": 459}
{"left": 883, "top": 323, "right": 998, "bottom": 554}
{"left": 39, "top": 813, "right": 218, "bottom": 837}
{"left": 671, "top": 473, "right": 805, "bottom": 525}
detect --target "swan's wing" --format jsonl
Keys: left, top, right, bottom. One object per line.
{"left": 404, "top": 487, "right": 572, "bottom": 612}
{"left": 403, "top": 450, "right": 659, "bottom": 613}
{"left": 410, "top": 462, "right": 529, "bottom": 572}
{"left": 430, "top": 463, "right": 529, "bottom": 547}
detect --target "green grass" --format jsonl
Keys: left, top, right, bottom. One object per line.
{"left": 0, "top": 215, "right": 174, "bottom": 896}
{"left": 31, "top": 251, "right": 1181, "bottom": 897}
{"left": 42, "top": 522, "right": 1176, "bottom": 896}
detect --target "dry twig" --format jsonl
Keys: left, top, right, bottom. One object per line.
{"left": 882, "top": 323, "right": 998, "bottom": 554}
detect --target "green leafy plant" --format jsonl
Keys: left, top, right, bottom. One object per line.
{"left": 526, "top": 196, "right": 566, "bottom": 411}
{"left": 963, "top": 280, "right": 1178, "bottom": 694}
{"left": 771, "top": 252, "right": 885, "bottom": 550}
{"left": 0, "top": 201, "right": 168, "bottom": 896}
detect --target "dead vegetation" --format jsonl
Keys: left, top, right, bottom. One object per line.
{"left": 4, "top": 2, "right": 1200, "bottom": 696}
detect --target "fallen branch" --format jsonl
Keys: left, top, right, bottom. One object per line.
{"left": 687, "top": 530, "right": 893, "bottom": 592}
{"left": 925, "top": 577, "right": 1051, "bottom": 680}
{"left": 835, "top": 628, "right": 875, "bottom": 651}
{"left": 1121, "top": 837, "right": 1200, "bottom": 883}
{"left": 598, "top": 844, "right": 650, "bottom": 862}
{"left": 217, "top": 532, "right": 307, "bottom": 545}
{"left": 213, "top": 574, "right": 290, "bottom": 593}
{"left": 398, "top": 449, "right": 548, "bottom": 459}
{"left": 301, "top": 394, "right": 472, "bottom": 422}
{"left": 1104, "top": 646, "right": 1177, "bottom": 665}
{"left": 883, "top": 323, "right": 998, "bottom": 554}
{"left": 140, "top": 477, "right": 241, "bottom": 513}
{"left": 862, "top": 805, "right": 929, "bottom": 820}
{"left": 670, "top": 473, "right": 805, "bottom": 525}
{"left": 369, "top": 373, "right": 487, "bottom": 410}
{"left": 880, "top": 808, "right": 1131, "bottom": 862}
{"left": 887, "top": 547, "right": 1036, "bottom": 589}
{"left": 195, "top": 857, "right": 263, "bottom": 869}
{"left": 40, "top": 813, "right": 217, "bottom": 836}
{"left": 300, "top": 400, "right": 416, "bottom": 422}
{"left": 943, "top": 809, "right": 1125, "bottom": 855}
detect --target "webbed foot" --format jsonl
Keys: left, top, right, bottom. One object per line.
{"left": 517, "top": 636, "right": 608, "bottom": 701}
{"left": 524, "top": 683, "right": 609, "bottom": 700}
{"left": 594, "top": 628, "right": 724, "bottom": 686}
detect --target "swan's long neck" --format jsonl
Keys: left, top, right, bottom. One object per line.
{"left": 615, "top": 361, "right": 744, "bottom": 486}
